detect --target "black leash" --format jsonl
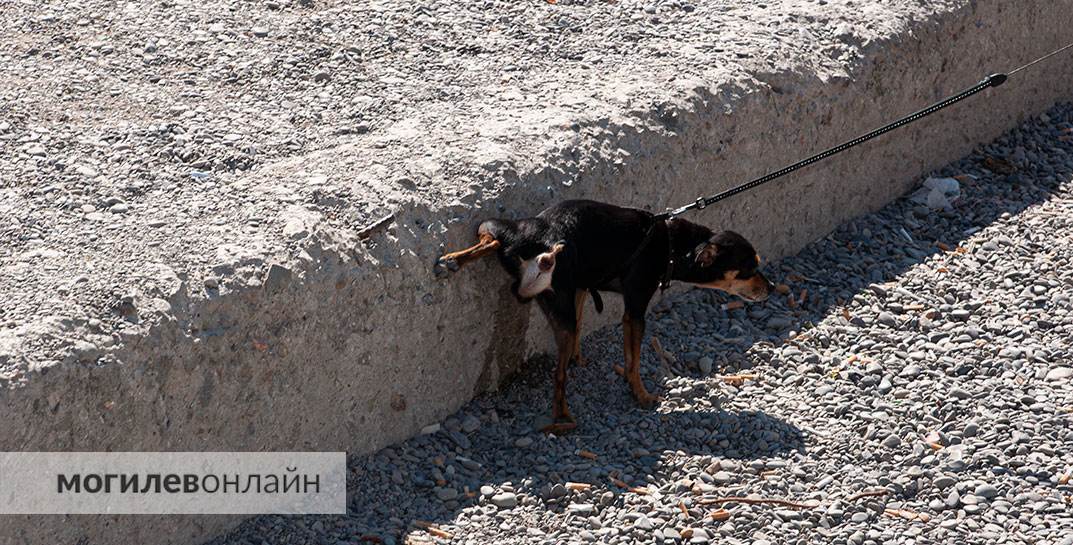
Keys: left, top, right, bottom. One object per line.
{"left": 600, "top": 42, "right": 1073, "bottom": 293}
{"left": 653, "top": 41, "right": 1073, "bottom": 221}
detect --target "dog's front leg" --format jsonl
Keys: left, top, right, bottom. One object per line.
{"left": 623, "top": 312, "right": 660, "bottom": 408}
{"left": 542, "top": 327, "right": 578, "bottom": 434}
{"left": 538, "top": 292, "right": 579, "bottom": 434}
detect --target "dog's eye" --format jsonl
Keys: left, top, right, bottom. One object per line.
{"left": 736, "top": 269, "right": 755, "bottom": 280}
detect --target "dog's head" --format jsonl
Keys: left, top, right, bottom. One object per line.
{"left": 672, "top": 221, "right": 773, "bottom": 302}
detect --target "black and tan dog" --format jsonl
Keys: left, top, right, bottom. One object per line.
{"left": 435, "top": 199, "right": 773, "bottom": 433}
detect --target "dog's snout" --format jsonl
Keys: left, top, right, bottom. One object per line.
{"left": 746, "top": 274, "right": 774, "bottom": 302}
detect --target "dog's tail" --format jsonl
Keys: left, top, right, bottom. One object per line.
{"left": 589, "top": 289, "right": 604, "bottom": 313}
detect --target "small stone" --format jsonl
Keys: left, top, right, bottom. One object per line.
{"left": 999, "top": 346, "right": 1022, "bottom": 359}
{"left": 698, "top": 356, "right": 714, "bottom": 375}
{"left": 568, "top": 503, "right": 595, "bottom": 515}
{"left": 933, "top": 476, "right": 956, "bottom": 489}
{"left": 203, "top": 277, "right": 220, "bottom": 290}
{"left": 434, "top": 487, "right": 458, "bottom": 501}
{"left": 514, "top": 437, "right": 533, "bottom": 448}
{"left": 461, "top": 415, "right": 481, "bottom": 433}
{"left": 950, "top": 388, "right": 972, "bottom": 400}
{"left": 252, "top": 26, "right": 269, "bottom": 37}
{"left": 491, "top": 492, "right": 517, "bottom": 508}
{"left": 766, "top": 316, "right": 791, "bottom": 330}
{"left": 881, "top": 434, "right": 902, "bottom": 449}
{"left": 975, "top": 484, "right": 999, "bottom": 499}
{"left": 899, "top": 364, "right": 922, "bottom": 378}
{"left": 1045, "top": 367, "right": 1072, "bottom": 381}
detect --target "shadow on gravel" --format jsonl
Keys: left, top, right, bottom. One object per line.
{"left": 210, "top": 352, "right": 805, "bottom": 544}
{"left": 209, "top": 105, "right": 1073, "bottom": 545}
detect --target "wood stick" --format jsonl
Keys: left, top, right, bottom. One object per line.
{"left": 650, "top": 337, "right": 678, "bottom": 377}
{"left": 678, "top": 500, "right": 690, "bottom": 519}
{"left": 426, "top": 527, "right": 451, "bottom": 539}
{"left": 413, "top": 520, "right": 452, "bottom": 539}
{"left": 357, "top": 213, "right": 394, "bottom": 239}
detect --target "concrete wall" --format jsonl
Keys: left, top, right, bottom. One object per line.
{"left": 2, "top": 1, "right": 1073, "bottom": 544}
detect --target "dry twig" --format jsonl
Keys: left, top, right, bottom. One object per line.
{"left": 678, "top": 500, "right": 690, "bottom": 519}
{"left": 650, "top": 337, "right": 678, "bottom": 377}
{"left": 413, "top": 521, "right": 452, "bottom": 539}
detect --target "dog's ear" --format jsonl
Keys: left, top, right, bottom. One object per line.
{"left": 694, "top": 241, "right": 718, "bottom": 267}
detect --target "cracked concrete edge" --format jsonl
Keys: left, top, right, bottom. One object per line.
{"left": 2, "top": 2, "right": 1073, "bottom": 544}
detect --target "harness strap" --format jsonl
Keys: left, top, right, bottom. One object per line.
{"left": 590, "top": 216, "right": 674, "bottom": 297}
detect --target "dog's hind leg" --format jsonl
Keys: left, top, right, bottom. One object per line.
{"left": 620, "top": 275, "right": 660, "bottom": 408}
{"left": 434, "top": 232, "right": 500, "bottom": 275}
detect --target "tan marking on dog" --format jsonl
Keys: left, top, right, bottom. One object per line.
{"left": 695, "top": 270, "right": 771, "bottom": 302}
{"left": 517, "top": 243, "right": 564, "bottom": 298}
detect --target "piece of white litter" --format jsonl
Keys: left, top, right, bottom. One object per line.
{"left": 898, "top": 227, "right": 914, "bottom": 243}
{"left": 910, "top": 176, "right": 961, "bottom": 210}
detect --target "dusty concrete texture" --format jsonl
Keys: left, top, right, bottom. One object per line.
{"left": 1, "top": 0, "right": 1073, "bottom": 543}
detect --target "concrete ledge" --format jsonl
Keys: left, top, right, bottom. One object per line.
{"left": 2, "top": 1, "right": 1073, "bottom": 543}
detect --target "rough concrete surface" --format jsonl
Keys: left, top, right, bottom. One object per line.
{"left": 0, "top": 0, "right": 1072, "bottom": 543}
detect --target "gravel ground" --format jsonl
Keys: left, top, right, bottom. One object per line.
{"left": 0, "top": 0, "right": 964, "bottom": 375}
{"left": 208, "top": 104, "right": 1073, "bottom": 544}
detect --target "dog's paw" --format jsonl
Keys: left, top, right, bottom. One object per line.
{"left": 634, "top": 392, "right": 661, "bottom": 409}
{"left": 432, "top": 257, "right": 459, "bottom": 278}
{"left": 540, "top": 420, "right": 578, "bottom": 435}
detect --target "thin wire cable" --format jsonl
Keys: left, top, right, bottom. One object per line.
{"left": 657, "top": 41, "right": 1073, "bottom": 220}
{"left": 1009, "top": 41, "right": 1073, "bottom": 76}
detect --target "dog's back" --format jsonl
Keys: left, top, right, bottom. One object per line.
{"left": 537, "top": 200, "right": 657, "bottom": 290}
